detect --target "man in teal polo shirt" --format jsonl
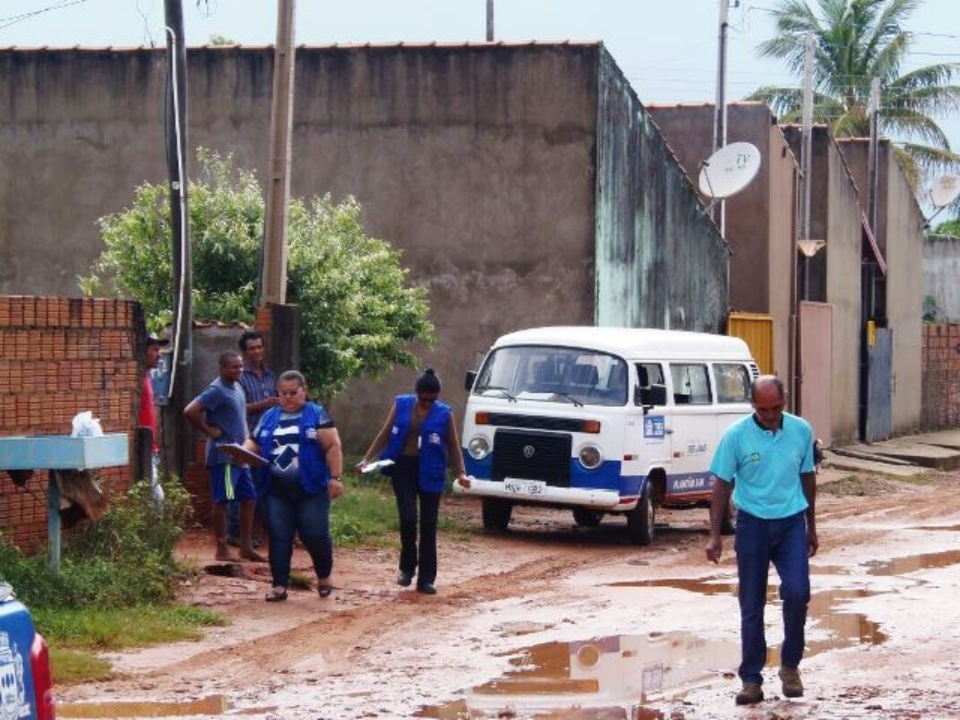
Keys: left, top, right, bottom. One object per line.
{"left": 705, "top": 375, "right": 818, "bottom": 706}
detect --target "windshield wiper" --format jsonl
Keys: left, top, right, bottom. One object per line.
{"left": 551, "top": 391, "right": 583, "bottom": 407}
{"left": 480, "top": 386, "right": 517, "bottom": 402}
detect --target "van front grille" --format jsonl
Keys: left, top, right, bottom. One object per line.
{"left": 492, "top": 429, "right": 571, "bottom": 487}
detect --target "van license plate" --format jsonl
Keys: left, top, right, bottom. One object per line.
{"left": 504, "top": 478, "right": 546, "bottom": 495}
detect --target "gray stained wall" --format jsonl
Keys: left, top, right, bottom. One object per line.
{"left": 924, "top": 234, "right": 960, "bottom": 322}
{"left": 0, "top": 43, "right": 726, "bottom": 450}
{"left": 837, "top": 139, "right": 923, "bottom": 435}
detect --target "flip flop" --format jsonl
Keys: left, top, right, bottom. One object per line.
{"left": 265, "top": 587, "right": 288, "bottom": 602}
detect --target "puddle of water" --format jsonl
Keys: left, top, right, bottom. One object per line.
{"left": 58, "top": 695, "right": 229, "bottom": 718}
{"left": 420, "top": 631, "right": 736, "bottom": 718}
{"left": 863, "top": 548, "right": 960, "bottom": 575}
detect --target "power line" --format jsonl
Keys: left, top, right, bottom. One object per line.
{"left": 0, "top": 0, "right": 87, "bottom": 32}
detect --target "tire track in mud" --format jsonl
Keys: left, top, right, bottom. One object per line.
{"left": 113, "top": 546, "right": 618, "bottom": 686}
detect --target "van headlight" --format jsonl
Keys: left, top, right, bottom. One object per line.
{"left": 467, "top": 435, "right": 491, "bottom": 460}
{"left": 577, "top": 444, "right": 602, "bottom": 470}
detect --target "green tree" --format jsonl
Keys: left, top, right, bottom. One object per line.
{"left": 934, "top": 218, "right": 960, "bottom": 236}
{"left": 80, "top": 149, "right": 434, "bottom": 399}
{"left": 748, "top": 0, "right": 960, "bottom": 189}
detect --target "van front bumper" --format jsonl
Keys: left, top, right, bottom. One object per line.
{"left": 454, "top": 477, "right": 634, "bottom": 511}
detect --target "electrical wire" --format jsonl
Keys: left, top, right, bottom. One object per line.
{"left": 164, "top": 25, "right": 188, "bottom": 399}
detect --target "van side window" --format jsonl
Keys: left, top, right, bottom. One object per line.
{"left": 715, "top": 363, "right": 751, "bottom": 403}
{"left": 634, "top": 363, "right": 665, "bottom": 406}
{"left": 670, "top": 364, "right": 712, "bottom": 405}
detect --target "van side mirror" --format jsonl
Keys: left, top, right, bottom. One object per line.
{"left": 638, "top": 383, "right": 667, "bottom": 408}
{"left": 464, "top": 370, "right": 477, "bottom": 392}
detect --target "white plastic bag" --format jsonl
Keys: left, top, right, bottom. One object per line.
{"left": 70, "top": 411, "right": 104, "bottom": 438}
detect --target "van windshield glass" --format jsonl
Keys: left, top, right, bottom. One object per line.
{"left": 473, "top": 346, "right": 628, "bottom": 407}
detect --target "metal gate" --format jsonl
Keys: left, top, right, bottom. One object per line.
{"left": 865, "top": 327, "right": 892, "bottom": 442}
{"left": 727, "top": 312, "right": 774, "bottom": 375}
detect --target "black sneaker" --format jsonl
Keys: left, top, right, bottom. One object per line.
{"left": 416, "top": 583, "right": 437, "bottom": 595}
{"left": 397, "top": 571, "right": 413, "bottom": 587}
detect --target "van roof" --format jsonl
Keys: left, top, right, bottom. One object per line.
{"left": 492, "top": 326, "right": 753, "bottom": 360}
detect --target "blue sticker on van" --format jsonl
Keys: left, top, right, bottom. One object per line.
{"left": 643, "top": 416, "right": 665, "bottom": 439}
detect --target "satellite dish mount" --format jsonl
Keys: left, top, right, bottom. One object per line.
{"left": 924, "top": 174, "right": 960, "bottom": 229}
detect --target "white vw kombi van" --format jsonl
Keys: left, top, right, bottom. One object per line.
{"left": 456, "top": 326, "right": 760, "bottom": 545}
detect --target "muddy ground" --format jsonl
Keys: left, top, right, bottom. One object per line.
{"left": 56, "top": 468, "right": 960, "bottom": 720}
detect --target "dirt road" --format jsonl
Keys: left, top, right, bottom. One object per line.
{"left": 57, "top": 469, "right": 960, "bottom": 720}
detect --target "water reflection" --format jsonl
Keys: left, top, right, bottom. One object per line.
{"left": 419, "top": 631, "right": 738, "bottom": 719}
{"left": 58, "top": 695, "right": 231, "bottom": 718}
{"left": 422, "top": 577, "right": 893, "bottom": 719}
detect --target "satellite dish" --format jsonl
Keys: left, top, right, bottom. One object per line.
{"left": 698, "top": 142, "right": 762, "bottom": 199}
{"left": 930, "top": 174, "right": 960, "bottom": 208}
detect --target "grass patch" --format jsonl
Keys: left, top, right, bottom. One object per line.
{"left": 333, "top": 471, "right": 476, "bottom": 546}
{"left": 49, "top": 648, "right": 114, "bottom": 684}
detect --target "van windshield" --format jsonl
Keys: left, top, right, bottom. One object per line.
{"left": 473, "top": 345, "right": 628, "bottom": 407}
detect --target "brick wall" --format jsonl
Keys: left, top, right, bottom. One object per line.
{"left": 921, "top": 323, "right": 960, "bottom": 430}
{"left": 0, "top": 296, "right": 142, "bottom": 551}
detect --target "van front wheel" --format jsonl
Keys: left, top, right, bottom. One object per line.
{"left": 482, "top": 498, "right": 513, "bottom": 532}
{"left": 626, "top": 486, "right": 655, "bottom": 546}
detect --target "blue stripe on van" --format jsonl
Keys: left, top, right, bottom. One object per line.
{"left": 665, "top": 471, "right": 713, "bottom": 496}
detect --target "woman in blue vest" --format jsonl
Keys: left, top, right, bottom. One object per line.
{"left": 244, "top": 370, "right": 344, "bottom": 602}
{"left": 357, "top": 368, "right": 468, "bottom": 594}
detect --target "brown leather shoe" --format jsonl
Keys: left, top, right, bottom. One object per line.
{"left": 780, "top": 665, "right": 804, "bottom": 697}
{"left": 735, "top": 682, "right": 764, "bottom": 705}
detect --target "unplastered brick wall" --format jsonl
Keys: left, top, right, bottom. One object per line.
{"left": 0, "top": 296, "right": 141, "bottom": 551}
{"left": 921, "top": 323, "right": 960, "bottom": 430}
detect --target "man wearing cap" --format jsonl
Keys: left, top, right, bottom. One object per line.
{"left": 138, "top": 332, "right": 168, "bottom": 503}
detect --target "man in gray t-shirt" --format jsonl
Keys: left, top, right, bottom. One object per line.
{"left": 184, "top": 350, "right": 265, "bottom": 563}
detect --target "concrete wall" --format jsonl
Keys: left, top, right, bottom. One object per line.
{"left": 924, "top": 234, "right": 960, "bottom": 322}
{"left": 2, "top": 44, "right": 726, "bottom": 452}
{"left": 644, "top": 103, "right": 797, "bottom": 378}
{"left": 838, "top": 139, "right": 923, "bottom": 435}
{"left": 594, "top": 62, "right": 727, "bottom": 332}
{"left": 823, "top": 137, "right": 866, "bottom": 444}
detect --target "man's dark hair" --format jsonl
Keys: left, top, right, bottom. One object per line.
{"left": 218, "top": 350, "right": 242, "bottom": 367}
{"left": 239, "top": 329, "right": 264, "bottom": 352}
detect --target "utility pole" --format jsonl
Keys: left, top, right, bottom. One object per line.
{"left": 800, "top": 32, "right": 815, "bottom": 301}
{"left": 163, "top": 0, "right": 192, "bottom": 482}
{"left": 261, "top": 0, "right": 297, "bottom": 305}
{"left": 713, "top": 0, "right": 729, "bottom": 230}
{"left": 866, "top": 76, "right": 881, "bottom": 320}
{"left": 867, "top": 77, "right": 881, "bottom": 237}
{"left": 486, "top": 0, "right": 494, "bottom": 41}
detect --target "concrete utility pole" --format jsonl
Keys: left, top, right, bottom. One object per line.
{"left": 713, "top": 0, "right": 730, "bottom": 231}
{"left": 486, "top": 0, "right": 494, "bottom": 41}
{"left": 163, "top": 0, "right": 192, "bottom": 482}
{"left": 800, "top": 32, "right": 815, "bottom": 300}
{"left": 261, "top": 0, "right": 297, "bottom": 305}
{"left": 867, "top": 77, "right": 881, "bottom": 236}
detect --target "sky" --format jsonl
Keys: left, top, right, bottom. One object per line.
{"left": 2, "top": 0, "right": 958, "bottom": 212}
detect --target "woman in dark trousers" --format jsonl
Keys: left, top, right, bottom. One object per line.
{"left": 357, "top": 369, "right": 468, "bottom": 594}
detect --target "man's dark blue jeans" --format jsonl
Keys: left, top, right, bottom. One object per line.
{"left": 734, "top": 509, "right": 810, "bottom": 686}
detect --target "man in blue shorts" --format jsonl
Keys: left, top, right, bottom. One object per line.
{"left": 705, "top": 375, "right": 817, "bottom": 706}
{"left": 184, "top": 350, "right": 266, "bottom": 562}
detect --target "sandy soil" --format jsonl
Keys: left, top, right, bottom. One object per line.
{"left": 55, "top": 469, "right": 960, "bottom": 720}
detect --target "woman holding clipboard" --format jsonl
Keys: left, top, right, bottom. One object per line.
{"left": 242, "top": 370, "right": 344, "bottom": 602}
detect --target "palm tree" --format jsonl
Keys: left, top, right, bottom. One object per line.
{"left": 748, "top": 0, "right": 960, "bottom": 191}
